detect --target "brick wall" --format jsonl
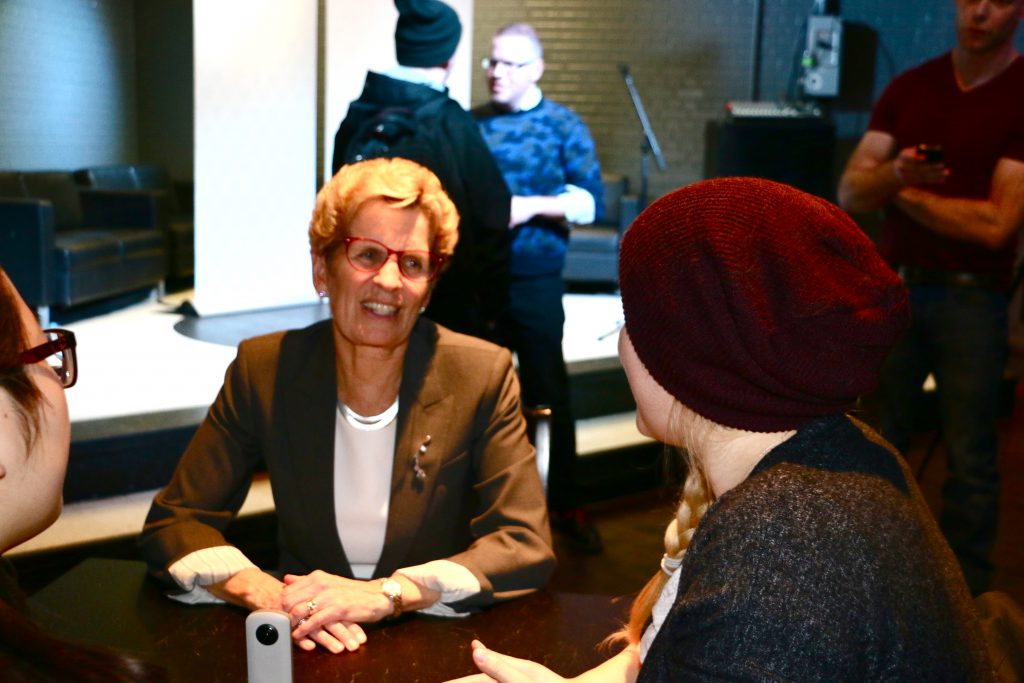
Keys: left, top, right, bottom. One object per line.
{"left": 473, "top": 0, "right": 758, "bottom": 201}
{"left": 472, "top": 0, "right": 1024, "bottom": 204}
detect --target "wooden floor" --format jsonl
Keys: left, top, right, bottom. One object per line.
{"left": 550, "top": 368, "right": 1024, "bottom": 606}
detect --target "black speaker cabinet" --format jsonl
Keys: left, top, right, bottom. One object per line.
{"left": 704, "top": 118, "right": 836, "bottom": 201}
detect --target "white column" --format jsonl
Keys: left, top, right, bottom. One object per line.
{"left": 193, "top": 0, "right": 318, "bottom": 316}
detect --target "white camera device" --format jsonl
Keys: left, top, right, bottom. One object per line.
{"left": 246, "top": 609, "right": 293, "bottom": 683}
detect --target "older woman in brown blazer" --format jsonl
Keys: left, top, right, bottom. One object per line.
{"left": 140, "top": 158, "right": 554, "bottom": 656}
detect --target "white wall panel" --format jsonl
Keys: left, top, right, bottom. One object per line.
{"left": 193, "top": 0, "right": 318, "bottom": 316}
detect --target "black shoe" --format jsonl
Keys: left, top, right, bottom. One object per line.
{"left": 552, "top": 508, "right": 603, "bottom": 554}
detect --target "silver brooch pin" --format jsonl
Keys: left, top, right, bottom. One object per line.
{"left": 412, "top": 435, "right": 431, "bottom": 482}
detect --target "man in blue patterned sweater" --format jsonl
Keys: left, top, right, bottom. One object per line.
{"left": 474, "top": 23, "right": 605, "bottom": 551}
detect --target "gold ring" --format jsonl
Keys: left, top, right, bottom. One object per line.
{"left": 306, "top": 599, "right": 317, "bottom": 617}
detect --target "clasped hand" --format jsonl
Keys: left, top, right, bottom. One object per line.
{"left": 212, "top": 567, "right": 386, "bottom": 654}
{"left": 281, "top": 570, "right": 393, "bottom": 653}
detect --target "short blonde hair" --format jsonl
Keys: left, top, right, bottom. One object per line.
{"left": 495, "top": 22, "right": 543, "bottom": 59}
{"left": 309, "top": 158, "right": 459, "bottom": 260}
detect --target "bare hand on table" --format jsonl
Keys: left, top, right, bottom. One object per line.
{"left": 206, "top": 567, "right": 284, "bottom": 611}
{"left": 281, "top": 570, "right": 382, "bottom": 653}
{"left": 446, "top": 639, "right": 568, "bottom": 683}
{"left": 206, "top": 567, "right": 365, "bottom": 654}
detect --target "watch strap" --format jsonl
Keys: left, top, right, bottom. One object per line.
{"left": 380, "top": 577, "right": 403, "bottom": 618}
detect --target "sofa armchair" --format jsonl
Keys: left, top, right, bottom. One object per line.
{"left": 74, "top": 164, "right": 194, "bottom": 280}
{"left": 563, "top": 173, "right": 640, "bottom": 288}
{"left": 0, "top": 170, "right": 167, "bottom": 325}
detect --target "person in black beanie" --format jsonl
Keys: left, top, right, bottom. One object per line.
{"left": 393, "top": 0, "right": 461, "bottom": 67}
{"left": 450, "top": 178, "right": 996, "bottom": 682}
{"left": 332, "top": 0, "right": 512, "bottom": 342}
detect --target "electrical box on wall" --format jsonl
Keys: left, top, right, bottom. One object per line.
{"left": 802, "top": 15, "right": 843, "bottom": 98}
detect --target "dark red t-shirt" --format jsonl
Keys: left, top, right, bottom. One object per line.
{"left": 868, "top": 53, "right": 1024, "bottom": 283}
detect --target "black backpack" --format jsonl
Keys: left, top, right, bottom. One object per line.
{"left": 341, "top": 98, "right": 449, "bottom": 173}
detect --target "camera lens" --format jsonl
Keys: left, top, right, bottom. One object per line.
{"left": 255, "top": 624, "right": 279, "bottom": 646}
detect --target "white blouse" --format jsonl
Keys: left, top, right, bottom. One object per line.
{"left": 333, "top": 399, "right": 398, "bottom": 579}
{"left": 166, "top": 399, "right": 480, "bottom": 616}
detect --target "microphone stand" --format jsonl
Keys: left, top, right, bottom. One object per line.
{"left": 619, "top": 64, "right": 666, "bottom": 209}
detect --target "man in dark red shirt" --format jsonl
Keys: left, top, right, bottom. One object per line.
{"left": 838, "top": 0, "right": 1024, "bottom": 594}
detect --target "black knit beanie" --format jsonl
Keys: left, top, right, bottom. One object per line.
{"left": 619, "top": 177, "right": 910, "bottom": 432}
{"left": 394, "top": 0, "right": 462, "bottom": 68}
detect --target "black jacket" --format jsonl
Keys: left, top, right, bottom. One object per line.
{"left": 332, "top": 72, "right": 512, "bottom": 340}
{"left": 639, "top": 415, "right": 994, "bottom": 682}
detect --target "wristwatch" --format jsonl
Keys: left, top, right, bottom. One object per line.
{"left": 380, "top": 577, "right": 403, "bottom": 619}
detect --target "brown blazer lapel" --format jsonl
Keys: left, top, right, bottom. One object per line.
{"left": 375, "top": 320, "right": 455, "bottom": 576}
{"left": 278, "top": 322, "right": 352, "bottom": 574}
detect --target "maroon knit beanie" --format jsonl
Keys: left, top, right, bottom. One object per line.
{"left": 619, "top": 177, "right": 909, "bottom": 432}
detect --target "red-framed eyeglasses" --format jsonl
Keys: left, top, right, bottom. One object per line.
{"left": 19, "top": 328, "right": 78, "bottom": 388}
{"left": 342, "top": 236, "right": 445, "bottom": 282}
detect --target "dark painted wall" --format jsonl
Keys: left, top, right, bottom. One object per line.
{"left": 0, "top": 0, "right": 192, "bottom": 180}
{"left": 0, "top": 0, "right": 137, "bottom": 170}
{"left": 135, "top": 0, "right": 194, "bottom": 181}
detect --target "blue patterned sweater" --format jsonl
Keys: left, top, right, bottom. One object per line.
{"left": 474, "top": 99, "right": 604, "bottom": 277}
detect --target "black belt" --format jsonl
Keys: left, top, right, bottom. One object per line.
{"left": 897, "top": 265, "right": 1003, "bottom": 290}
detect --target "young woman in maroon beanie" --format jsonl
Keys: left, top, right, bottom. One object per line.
{"left": 450, "top": 178, "right": 995, "bottom": 682}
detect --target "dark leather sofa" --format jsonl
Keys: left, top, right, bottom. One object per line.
{"left": 0, "top": 170, "right": 166, "bottom": 324}
{"left": 563, "top": 173, "right": 640, "bottom": 288}
{"left": 74, "top": 164, "right": 194, "bottom": 280}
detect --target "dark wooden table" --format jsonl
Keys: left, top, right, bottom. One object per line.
{"left": 31, "top": 558, "right": 629, "bottom": 682}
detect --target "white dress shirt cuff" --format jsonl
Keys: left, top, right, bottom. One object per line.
{"left": 166, "top": 545, "right": 259, "bottom": 605}
{"left": 560, "top": 184, "right": 597, "bottom": 225}
{"left": 395, "top": 559, "right": 482, "bottom": 618}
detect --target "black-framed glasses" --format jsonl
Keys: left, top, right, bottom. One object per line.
{"left": 19, "top": 329, "right": 77, "bottom": 388}
{"left": 342, "top": 236, "right": 445, "bottom": 282}
{"left": 481, "top": 57, "right": 537, "bottom": 72}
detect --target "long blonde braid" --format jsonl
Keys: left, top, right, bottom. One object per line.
{"left": 606, "top": 403, "right": 713, "bottom": 647}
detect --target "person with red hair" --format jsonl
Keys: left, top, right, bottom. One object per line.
{"left": 0, "top": 267, "right": 164, "bottom": 681}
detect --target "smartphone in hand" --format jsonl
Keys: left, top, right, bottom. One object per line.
{"left": 916, "top": 144, "right": 944, "bottom": 163}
